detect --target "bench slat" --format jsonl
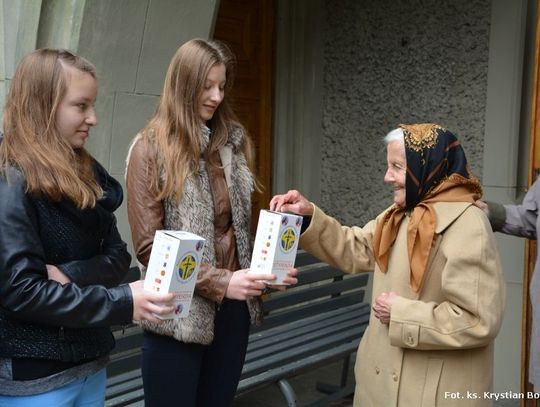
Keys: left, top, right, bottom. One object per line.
{"left": 242, "top": 323, "right": 368, "bottom": 376}
{"left": 247, "top": 302, "right": 368, "bottom": 350}
{"left": 237, "top": 339, "right": 361, "bottom": 394}
{"left": 105, "top": 388, "right": 144, "bottom": 407}
{"left": 264, "top": 274, "right": 368, "bottom": 311}
{"left": 256, "top": 291, "right": 365, "bottom": 332}
{"left": 294, "top": 250, "right": 321, "bottom": 267}
{"left": 106, "top": 376, "right": 143, "bottom": 399}
{"left": 294, "top": 264, "right": 346, "bottom": 286}
{"left": 246, "top": 313, "right": 369, "bottom": 362}
{"left": 106, "top": 369, "right": 142, "bottom": 388}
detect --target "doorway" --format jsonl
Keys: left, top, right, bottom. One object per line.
{"left": 213, "top": 0, "right": 275, "bottom": 232}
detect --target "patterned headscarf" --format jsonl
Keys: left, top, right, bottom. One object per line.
{"left": 372, "top": 123, "right": 482, "bottom": 292}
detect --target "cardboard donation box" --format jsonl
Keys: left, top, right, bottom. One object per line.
{"left": 250, "top": 210, "right": 303, "bottom": 284}
{"left": 143, "top": 231, "right": 206, "bottom": 319}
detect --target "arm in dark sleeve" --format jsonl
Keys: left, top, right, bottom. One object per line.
{"left": 0, "top": 171, "right": 133, "bottom": 328}
{"left": 484, "top": 201, "right": 506, "bottom": 232}
{"left": 56, "top": 217, "right": 131, "bottom": 288}
{"left": 486, "top": 178, "right": 540, "bottom": 239}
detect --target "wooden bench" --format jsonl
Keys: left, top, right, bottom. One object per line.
{"left": 105, "top": 251, "right": 371, "bottom": 406}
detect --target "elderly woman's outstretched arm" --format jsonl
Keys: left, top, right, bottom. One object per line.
{"left": 300, "top": 209, "right": 377, "bottom": 274}
{"left": 270, "top": 190, "right": 378, "bottom": 274}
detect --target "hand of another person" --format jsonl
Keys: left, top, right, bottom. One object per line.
{"left": 46, "top": 264, "right": 71, "bottom": 285}
{"left": 225, "top": 269, "right": 276, "bottom": 300}
{"left": 372, "top": 291, "right": 399, "bottom": 325}
{"left": 129, "top": 280, "right": 175, "bottom": 323}
{"left": 266, "top": 267, "right": 299, "bottom": 291}
{"left": 269, "top": 190, "right": 314, "bottom": 216}
{"left": 474, "top": 199, "right": 489, "bottom": 215}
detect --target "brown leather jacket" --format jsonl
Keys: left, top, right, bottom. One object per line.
{"left": 126, "top": 138, "right": 236, "bottom": 303}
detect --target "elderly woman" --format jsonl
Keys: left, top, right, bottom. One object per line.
{"left": 270, "top": 123, "right": 505, "bottom": 406}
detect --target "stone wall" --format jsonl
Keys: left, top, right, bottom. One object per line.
{"left": 321, "top": 0, "right": 491, "bottom": 225}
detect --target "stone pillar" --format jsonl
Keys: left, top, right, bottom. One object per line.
{"left": 1, "top": 0, "right": 43, "bottom": 125}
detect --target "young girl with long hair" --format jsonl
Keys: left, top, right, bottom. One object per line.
{"left": 126, "top": 38, "right": 297, "bottom": 406}
{"left": 0, "top": 48, "right": 174, "bottom": 407}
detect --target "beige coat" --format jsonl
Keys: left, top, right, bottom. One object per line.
{"left": 301, "top": 202, "right": 505, "bottom": 407}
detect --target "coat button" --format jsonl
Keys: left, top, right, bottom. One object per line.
{"left": 392, "top": 372, "right": 398, "bottom": 381}
{"left": 375, "top": 367, "right": 380, "bottom": 374}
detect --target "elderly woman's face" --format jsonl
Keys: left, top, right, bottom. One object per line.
{"left": 384, "top": 140, "right": 406, "bottom": 207}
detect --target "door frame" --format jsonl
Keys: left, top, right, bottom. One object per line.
{"left": 525, "top": 2, "right": 540, "bottom": 403}
{"left": 272, "top": 0, "right": 323, "bottom": 201}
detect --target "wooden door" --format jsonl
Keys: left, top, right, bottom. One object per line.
{"left": 213, "top": 0, "right": 275, "bottom": 232}
{"left": 525, "top": 5, "right": 540, "bottom": 406}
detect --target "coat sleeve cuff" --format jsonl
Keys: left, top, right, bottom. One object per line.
{"left": 388, "top": 296, "right": 420, "bottom": 348}
{"left": 108, "top": 284, "right": 134, "bottom": 325}
{"left": 299, "top": 204, "right": 325, "bottom": 247}
{"left": 485, "top": 201, "right": 506, "bottom": 231}
{"left": 212, "top": 268, "right": 233, "bottom": 303}
{"left": 195, "top": 263, "right": 232, "bottom": 303}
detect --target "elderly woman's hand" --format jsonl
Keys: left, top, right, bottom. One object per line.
{"left": 372, "top": 291, "right": 399, "bottom": 325}
{"left": 474, "top": 199, "right": 489, "bottom": 216}
{"left": 269, "top": 190, "right": 314, "bottom": 216}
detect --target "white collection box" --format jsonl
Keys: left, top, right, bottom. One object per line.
{"left": 249, "top": 210, "right": 303, "bottom": 284}
{"left": 143, "top": 230, "right": 206, "bottom": 319}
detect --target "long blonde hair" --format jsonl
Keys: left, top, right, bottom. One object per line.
{"left": 0, "top": 48, "right": 102, "bottom": 208}
{"left": 140, "top": 38, "right": 257, "bottom": 202}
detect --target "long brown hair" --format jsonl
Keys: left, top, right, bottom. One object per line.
{"left": 139, "top": 38, "right": 257, "bottom": 202}
{"left": 0, "top": 48, "right": 102, "bottom": 208}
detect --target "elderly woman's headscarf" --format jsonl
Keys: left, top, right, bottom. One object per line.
{"left": 372, "top": 123, "right": 482, "bottom": 293}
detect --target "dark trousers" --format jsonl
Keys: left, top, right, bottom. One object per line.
{"left": 141, "top": 300, "right": 250, "bottom": 407}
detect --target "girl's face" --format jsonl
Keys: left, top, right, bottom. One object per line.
{"left": 384, "top": 140, "right": 407, "bottom": 207}
{"left": 198, "top": 63, "right": 226, "bottom": 122}
{"left": 55, "top": 66, "right": 98, "bottom": 149}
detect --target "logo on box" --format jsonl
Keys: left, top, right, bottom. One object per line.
{"left": 249, "top": 210, "right": 302, "bottom": 284}
{"left": 280, "top": 227, "right": 297, "bottom": 252}
{"left": 177, "top": 253, "right": 198, "bottom": 282}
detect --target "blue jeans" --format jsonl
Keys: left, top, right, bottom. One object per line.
{"left": 0, "top": 368, "right": 106, "bottom": 407}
